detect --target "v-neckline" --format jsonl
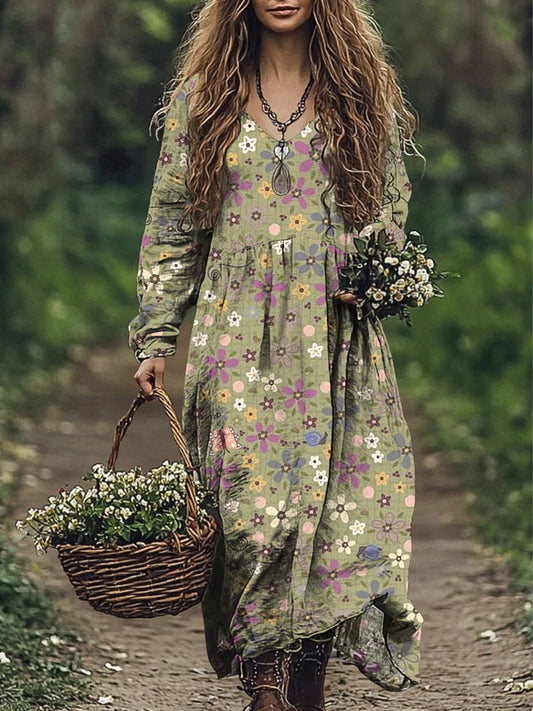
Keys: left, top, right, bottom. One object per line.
{"left": 240, "top": 110, "right": 317, "bottom": 144}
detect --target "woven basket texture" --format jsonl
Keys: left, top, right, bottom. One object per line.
{"left": 56, "top": 387, "right": 218, "bottom": 618}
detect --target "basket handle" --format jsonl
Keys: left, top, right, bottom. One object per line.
{"left": 106, "top": 387, "right": 202, "bottom": 543}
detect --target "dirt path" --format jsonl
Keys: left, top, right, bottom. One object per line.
{"left": 9, "top": 334, "right": 531, "bottom": 711}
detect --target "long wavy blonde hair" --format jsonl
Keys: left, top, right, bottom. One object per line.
{"left": 155, "top": 0, "right": 419, "bottom": 232}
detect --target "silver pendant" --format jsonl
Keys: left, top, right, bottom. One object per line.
{"left": 274, "top": 144, "right": 289, "bottom": 161}
{"left": 272, "top": 161, "right": 291, "bottom": 196}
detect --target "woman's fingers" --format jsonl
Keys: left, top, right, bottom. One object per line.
{"left": 333, "top": 289, "right": 359, "bottom": 305}
{"left": 134, "top": 357, "right": 166, "bottom": 398}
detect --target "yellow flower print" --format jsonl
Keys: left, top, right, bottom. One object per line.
{"left": 214, "top": 297, "right": 228, "bottom": 313}
{"left": 394, "top": 481, "right": 406, "bottom": 494}
{"left": 289, "top": 214, "right": 307, "bottom": 231}
{"left": 217, "top": 389, "right": 231, "bottom": 404}
{"left": 227, "top": 152, "right": 238, "bottom": 167}
{"left": 322, "top": 445, "right": 331, "bottom": 460}
{"left": 234, "top": 518, "right": 245, "bottom": 531}
{"left": 258, "top": 181, "right": 274, "bottom": 199}
{"left": 198, "top": 388, "right": 210, "bottom": 402}
{"left": 371, "top": 352, "right": 381, "bottom": 365}
{"left": 170, "top": 174, "right": 185, "bottom": 185}
{"left": 375, "top": 471, "right": 390, "bottom": 486}
{"left": 158, "top": 251, "right": 172, "bottom": 260}
{"left": 249, "top": 475, "right": 266, "bottom": 492}
{"left": 312, "top": 490, "right": 324, "bottom": 501}
{"left": 259, "top": 253, "right": 272, "bottom": 270}
{"left": 242, "top": 453, "right": 260, "bottom": 471}
{"left": 291, "top": 282, "right": 311, "bottom": 300}
{"left": 167, "top": 118, "right": 180, "bottom": 130}
{"left": 244, "top": 407, "right": 258, "bottom": 423}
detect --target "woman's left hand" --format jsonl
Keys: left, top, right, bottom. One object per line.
{"left": 333, "top": 289, "right": 358, "bottom": 305}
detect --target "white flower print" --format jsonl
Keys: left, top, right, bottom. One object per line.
{"left": 234, "top": 398, "right": 247, "bottom": 412}
{"left": 389, "top": 548, "right": 410, "bottom": 568}
{"left": 309, "top": 455, "right": 322, "bottom": 469}
{"left": 403, "top": 601, "right": 424, "bottom": 625}
{"left": 262, "top": 372, "right": 282, "bottom": 392}
{"left": 364, "top": 432, "right": 379, "bottom": 449}
{"left": 349, "top": 520, "right": 366, "bottom": 536}
{"left": 357, "top": 385, "right": 374, "bottom": 400}
{"left": 203, "top": 289, "right": 217, "bottom": 303}
{"left": 246, "top": 366, "right": 261, "bottom": 382}
{"left": 300, "top": 124, "right": 313, "bottom": 137}
{"left": 170, "top": 260, "right": 183, "bottom": 271}
{"left": 141, "top": 263, "right": 173, "bottom": 295}
{"left": 192, "top": 332, "right": 208, "bottom": 347}
{"left": 265, "top": 500, "right": 297, "bottom": 529}
{"left": 372, "top": 450, "right": 384, "bottom": 463}
{"left": 336, "top": 535, "right": 356, "bottom": 554}
{"left": 308, "top": 343, "right": 323, "bottom": 358}
{"left": 224, "top": 499, "right": 240, "bottom": 514}
{"left": 178, "top": 152, "right": 188, "bottom": 167}
{"left": 313, "top": 469, "right": 327, "bottom": 487}
{"left": 238, "top": 135, "right": 257, "bottom": 153}
{"left": 243, "top": 119, "right": 255, "bottom": 132}
{"left": 326, "top": 494, "right": 357, "bottom": 523}
{"left": 272, "top": 239, "right": 292, "bottom": 255}
{"left": 228, "top": 310, "right": 242, "bottom": 327}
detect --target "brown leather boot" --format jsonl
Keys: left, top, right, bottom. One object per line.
{"left": 240, "top": 650, "right": 298, "bottom": 711}
{"left": 287, "top": 637, "right": 333, "bottom": 711}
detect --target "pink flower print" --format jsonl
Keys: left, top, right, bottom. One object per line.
{"left": 158, "top": 151, "right": 173, "bottom": 165}
{"left": 293, "top": 140, "right": 328, "bottom": 175}
{"left": 226, "top": 171, "right": 253, "bottom": 207}
{"left": 281, "top": 177, "right": 315, "bottom": 209}
{"left": 336, "top": 454, "right": 369, "bottom": 489}
{"left": 282, "top": 379, "right": 317, "bottom": 415}
{"left": 316, "top": 559, "right": 352, "bottom": 594}
{"left": 247, "top": 421, "right": 280, "bottom": 453}
{"left": 253, "top": 273, "right": 286, "bottom": 308}
{"left": 204, "top": 349, "right": 239, "bottom": 384}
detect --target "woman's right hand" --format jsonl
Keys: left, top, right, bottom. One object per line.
{"left": 134, "top": 357, "right": 166, "bottom": 398}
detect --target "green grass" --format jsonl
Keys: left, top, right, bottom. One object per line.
{"left": 0, "top": 534, "right": 91, "bottom": 710}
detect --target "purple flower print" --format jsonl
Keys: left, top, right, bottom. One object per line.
{"left": 293, "top": 140, "right": 328, "bottom": 175}
{"left": 282, "top": 379, "right": 317, "bottom": 415}
{"left": 316, "top": 559, "right": 352, "bottom": 594}
{"left": 247, "top": 421, "right": 280, "bottom": 453}
{"left": 281, "top": 177, "right": 315, "bottom": 209}
{"left": 295, "top": 243, "right": 324, "bottom": 276}
{"left": 271, "top": 338, "right": 299, "bottom": 368}
{"left": 370, "top": 512, "right": 407, "bottom": 544}
{"left": 268, "top": 450, "right": 305, "bottom": 485}
{"left": 226, "top": 171, "right": 253, "bottom": 207}
{"left": 253, "top": 273, "right": 286, "bottom": 308}
{"left": 387, "top": 433, "right": 413, "bottom": 468}
{"left": 158, "top": 151, "right": 173, "bottom": 165}
{"left": 204, "top": 349, "right": 239, "bottom": 384}
{"left": 337, "top": 454, "right": 369, "bottom": 489}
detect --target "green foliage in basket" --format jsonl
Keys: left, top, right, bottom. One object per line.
{"left": 16, "top": 461, "right": 216, "bottom": 551}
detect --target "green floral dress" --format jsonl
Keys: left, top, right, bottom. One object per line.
{"left": 129, "top": 79, "right": 423, "bottom": 692}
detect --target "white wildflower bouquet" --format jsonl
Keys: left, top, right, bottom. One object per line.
{"left": 16, "top": 460, "right": 216, "bottom": 553}
{"left": 338, "top": 229, "right": 459, "bottom": 326}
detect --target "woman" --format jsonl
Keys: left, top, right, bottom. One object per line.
{"left": 129, "top": 1, "right": 424, "bottom": 709}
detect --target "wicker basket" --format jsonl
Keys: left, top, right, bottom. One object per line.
{"left": 56, "top": 387, "right": 219, "bottom": 618}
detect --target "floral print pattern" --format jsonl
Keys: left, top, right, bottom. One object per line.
{"left": 129, "top": 79, "right": 423, "bottom": 692}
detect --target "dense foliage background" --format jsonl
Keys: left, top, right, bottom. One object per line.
{"left": 0, "top": 0, "right": 531, "bottom": 590}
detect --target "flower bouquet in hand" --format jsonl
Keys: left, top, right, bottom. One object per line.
{"left": 16, "top": 388, "right": 219, "bottom": 619}
{"left": 338, "top": 229, "right": 459, "bottom": 326}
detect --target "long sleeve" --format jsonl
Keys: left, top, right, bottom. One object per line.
{"left": 128, "top": 83, "right": 212, "bottom": 362}
{"left": 358, "top": 115, "right": 412, "bottom": 248}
